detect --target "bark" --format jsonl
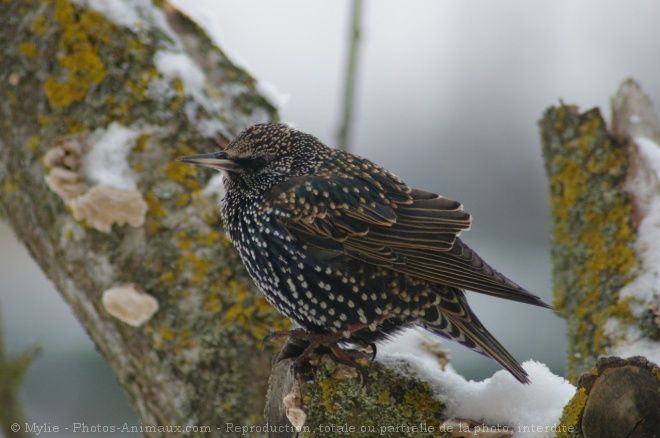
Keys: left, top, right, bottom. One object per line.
{"left": 0, "top": 0, "right": 284, "bottom": 430}
{"left": 555, "top": 356, "right": 660, "bottom": 438}
{"left": 263, "top": 340, "right": 449, "bottom": 438}
{"left": 540, "top": 80, "right": 660, "bottom": 381}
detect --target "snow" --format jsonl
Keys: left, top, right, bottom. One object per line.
{"left": 637, "top": 136, "right": 660, "bottom": 178}
{"left": 379, "top": 329, "right": 575, "bottom": 438}
{"left": 201, "top": 173, "right": 226, "bottom": 199}
{"left": 154, "top": 51, "right": 207, "bottom": 103}
{"left": 84, "top": 0, "right": 142, "bottom": 27}
{"left": 79, "top": 0, "right": 178, "bottom": 43}
{"left": 83, "top": 123, "right": 141, "bottom": 191}
{"left": 256, "top": 80, "right": 290, "bottom": 110}
{"left": 169, "top": 0, "right": 290, "bottom": 110}
{"left": 606, "top": 136, "right": 660, "bottom": 365}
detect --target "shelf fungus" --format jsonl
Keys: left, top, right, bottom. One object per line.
{"left": 282, "top": 381, "right": 306, "bottom": 432}
{"left": 43, "top": 135, "right": 148, "bottom": 233}
{"left": 102, "top": 284, "right": 159, "bottom": 327}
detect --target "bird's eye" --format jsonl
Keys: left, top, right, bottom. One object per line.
{"left": 234, "top": 156, "right": 268, "bottom": 171}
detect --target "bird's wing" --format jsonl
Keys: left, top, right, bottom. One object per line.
{"left": 266, "top": 170, "right": 547, "bottom": 308}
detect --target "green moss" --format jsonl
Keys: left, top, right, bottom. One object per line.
{"left": 301, "top": 360, "right": 445, "bottom": 437}
{"left": 540, "top": 106, "right": 638, "bottom": 380}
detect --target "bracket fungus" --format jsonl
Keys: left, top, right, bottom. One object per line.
{"left": 102, "top": 284, "right": 159, "bottom": 327}
{"left": 43, "top": 135, "right": 147, "bottom": 233}
{"left": 283, "top": 381, "right": 307, "bottom": 432}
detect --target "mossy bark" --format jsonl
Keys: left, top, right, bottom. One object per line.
{"left": 540, "top": 80, "right": 660, "bottom": 381}
{"left": 540, "top": 105, "right": 637, "bottom": 380}
{"left": 0, "top": 0, "right": 284, "bottom": 431}
{"left": 265, "top": 346, "right": 449, "bottom": 438}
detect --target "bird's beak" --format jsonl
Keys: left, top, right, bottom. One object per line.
{"left": 176, "top": 151, "right": 242, "bottom": 173}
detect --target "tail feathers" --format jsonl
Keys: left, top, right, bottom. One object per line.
{"left": 422, "top": 291, "right": 530, "bottom": 384}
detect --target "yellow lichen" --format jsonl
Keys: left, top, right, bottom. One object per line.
{"left": 377, "top": 389, "right": 390, "bottom": 405}
{"left": 144, "top": 191, "right": 166, "bottom": 218}
{"left": 557, "top": 387, "right": 587, "bottom": 437}
{"left": 31, "top": 15, "right": 49, "bottom": 35}
{"left": 165, "top": 161, "right": 202, "bottom": 191}
{"left": 133, "top": 133, "right": 151, "bottom": 152}
{"left": 18, "top": 41, "right": 38, "bottom": 58}
{"left": 43, "top": 0, "right": 111, "bottom": 110}
{"left": 174, "top": 192, "right": 191, "bottom": 208}
{"left": 317, "top": 378, "right": 337, "bottom": 412}
{"left": 545, "top": 108, "right": 638, "bottom": 378}
{"left": 158, "top": 271, "right": 175, "bottom": 285}
{"left": 25, "top": 135, "right": 41, "bottom": 152}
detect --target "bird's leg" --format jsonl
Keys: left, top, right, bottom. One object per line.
{"left": 263, "top": 328, "right": 314, "bottom": 343}
{"left": 271, "top": 318, "right": 390, "bottom": 368}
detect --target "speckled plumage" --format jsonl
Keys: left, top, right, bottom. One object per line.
{"left": 181, "top": 123, "right": 550, "bottom": 383}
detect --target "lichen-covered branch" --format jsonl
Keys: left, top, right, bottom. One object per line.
{"left": 265, "top": 344, "right": 446, "bottom": 438}
{"left": 540, "top": 79, "right": 660, "bottom": 380}
{"left": 0, "top": 0, "right": 285, "bottom": 429}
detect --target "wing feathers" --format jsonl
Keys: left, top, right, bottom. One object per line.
{"left": 268, "top": 166, "right": 547, "bottom": 308}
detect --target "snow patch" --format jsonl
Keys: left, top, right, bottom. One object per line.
{"left": 637, "top": 136, "right": 660, "bottom": 178}
{"left": 84, "top": 0, "right": 143, "bottom": 27}
{"left": 168, "top": 0, "right": 290, "bottom": 110}
{"left": 79, "top": 0, "right": 178, "bottom": 43}
{"left": 83, "top": 123, "right": 141, "bottom": 191}
{"left": 379, "top": 329, "right": 575, "bottom": 438}
{"left": 155, "top": 51, "right": 206, "bottom": 100}
{"left": 201, "top": 173, "right": 226, "bottom": 199}
{"left": 257, "top": 80, "right": 290, "bottom": 110}
{"left": 606, "top": 136, "right": 660, "bottom": 364}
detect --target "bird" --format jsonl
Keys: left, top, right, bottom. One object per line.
{"left": 178, "top": 123, "right": 551, "bottom": 383}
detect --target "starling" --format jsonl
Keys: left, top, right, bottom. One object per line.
{"left": 179, "top": 123, "right": 550, "bottom": 383}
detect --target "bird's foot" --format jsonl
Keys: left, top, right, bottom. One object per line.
{"left": 268, "top": 322, "right": 380, "bottom": 371}
{"left": 263, "top": 328, "right": 311, "bottom": 344}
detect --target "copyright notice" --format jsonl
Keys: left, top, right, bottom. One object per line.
{"left": 11, "top": 421, "right": 576, "bottom": 436}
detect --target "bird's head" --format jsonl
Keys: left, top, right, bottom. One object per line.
{"left": 178, "top": 123, "right": 322, "bottom": 193}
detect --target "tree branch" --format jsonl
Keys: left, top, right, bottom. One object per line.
{"left": 0, "top": 0, "right": 283, "bottom": 428}
{"left": 336, "top": 0, "right": 364, "bottom": 151}
{"left": 539, "top": 80, "right": 660, "bottom": 380}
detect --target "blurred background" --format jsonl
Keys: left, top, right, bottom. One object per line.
{"left": 2, "top": 0, "right": 659, "bottom": 432}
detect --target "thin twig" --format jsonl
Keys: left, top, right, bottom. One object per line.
{"left": 337, "top": 0, "right": 364, "bottom": 152}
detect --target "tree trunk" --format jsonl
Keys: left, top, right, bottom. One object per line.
{"left": 540, "top": 79, "right": 660, "bottom": 381}
{"left": 0, "top": 0, "right": 285, "bottom": 429}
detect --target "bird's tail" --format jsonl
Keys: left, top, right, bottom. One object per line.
{"left": 421, "top": 287, "right": 530, "bottom": 383}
